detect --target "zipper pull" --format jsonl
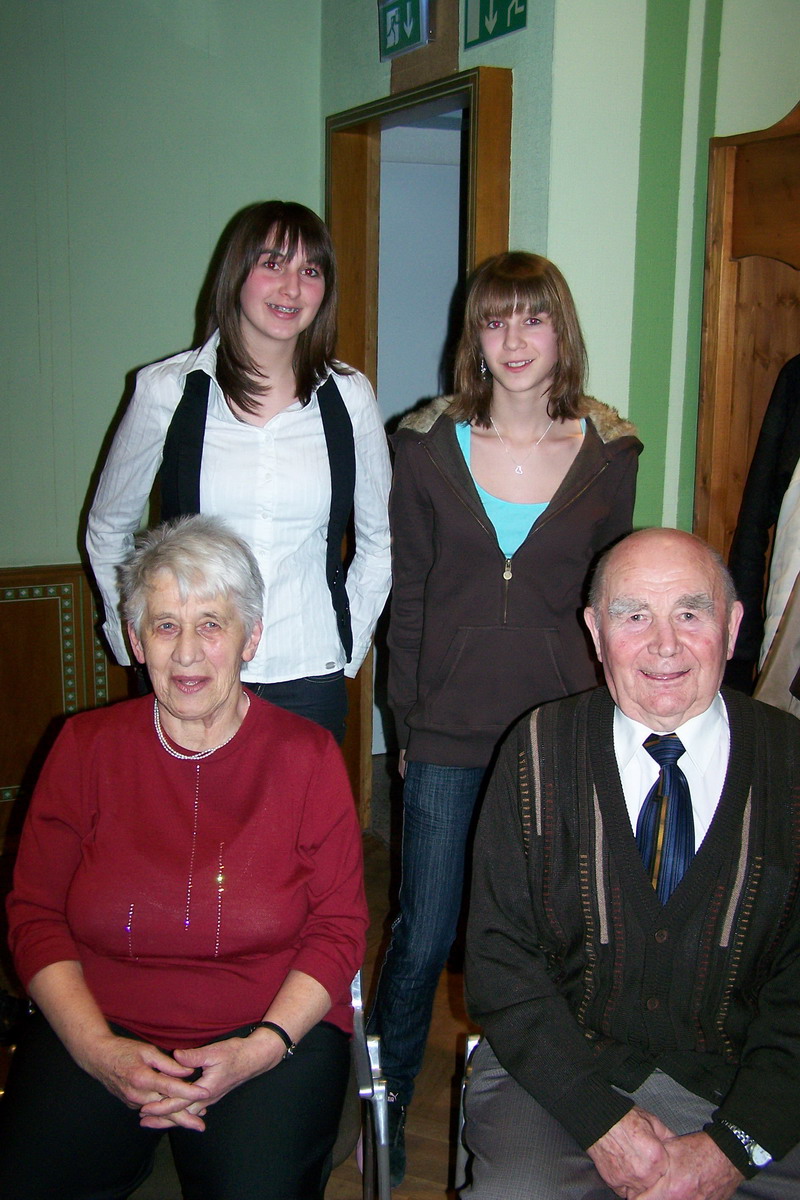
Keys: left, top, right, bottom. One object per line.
{"left": 503, "top": 558, "right": 513, "bottom": 581}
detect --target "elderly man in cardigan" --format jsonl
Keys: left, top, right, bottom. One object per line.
{"left": 463, "top": 528, "right": 800, "bottom": 1200}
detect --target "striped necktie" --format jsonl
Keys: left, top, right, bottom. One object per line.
{"left": 636, "top": 733, "right": 695, "bottom": 902}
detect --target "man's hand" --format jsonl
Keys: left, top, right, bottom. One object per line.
{"left": 636, "top": 1132, "right": 744, "bottom": 1200}
{"left": 588, "top": 1107, "right": 674, "bottom": 1197}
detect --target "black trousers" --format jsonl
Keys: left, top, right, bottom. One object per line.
{"left": 245, "top": 670, "right": 348, "bottom": 744}
{"left": 0, "top": 1013, "right": 350, "bottom": 1200}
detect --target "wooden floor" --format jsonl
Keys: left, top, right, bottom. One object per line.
{"left": 327, "top": 832, "right": 475, "bottom": 1200}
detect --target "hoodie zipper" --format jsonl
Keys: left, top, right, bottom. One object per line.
{"left": 500, "top": 464, "right": 610, "bottom": 622}
{"left": 425, "top": 441, "right": 610, "bottom": 625}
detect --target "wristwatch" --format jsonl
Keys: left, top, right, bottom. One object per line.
{"left": 717, "top": 1119, "right": 772, "bottom": 1168}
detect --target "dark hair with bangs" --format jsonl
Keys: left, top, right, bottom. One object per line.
{"left": 205, "top": 200, "right": 346, "bottom": 414}
{"left": 450, "top": 252, "right": 588, "bottom": 427}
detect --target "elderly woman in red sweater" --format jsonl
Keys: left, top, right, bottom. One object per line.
{"left": 0, "top": 515, "right": 367, "bottom": 1200}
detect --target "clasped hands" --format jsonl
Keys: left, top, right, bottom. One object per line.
{"left": 89, "top": 1027, "right": 288, "bottom": 1132}
{"left": 588, "top": 1107, "right": 744, "bottom": 1200}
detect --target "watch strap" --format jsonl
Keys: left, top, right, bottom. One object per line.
{"left": 710, "top": 1119, "right": 772, "bottom": 1172}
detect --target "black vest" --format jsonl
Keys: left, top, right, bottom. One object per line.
{"left": 159, "top": 370, "right": 355, "bottom": 661}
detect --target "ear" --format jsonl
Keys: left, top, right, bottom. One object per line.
{"left": 583, "top": 606, "right": 603, "bottom": 662}
{"left": 726, "top": 600, "right": 744, "bottom": 660}
{"left": 128, "top": 622, "right": 147, "bottom": 666}
{"left": 242, "top": 620, "right": 263, "bottom": 664}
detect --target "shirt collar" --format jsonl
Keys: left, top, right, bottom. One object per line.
{"left": 179, "top": 332, "right": 322, "bottom": 415}
{"left": 179, "top": 330, "right": 219, "bottom": 382}
{"left": 613, "top": 692, "right": 728, "bottom": 773}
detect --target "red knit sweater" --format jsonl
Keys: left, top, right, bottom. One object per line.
{"left": 8, "top": 695, "right": 367, "bottom": 1047}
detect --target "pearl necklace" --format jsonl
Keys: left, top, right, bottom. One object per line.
{"left": 153, "top": 693, "right": 250, "bottom": 760}
{"left": 489, "top": 416, "right": 554, "bottom": 475}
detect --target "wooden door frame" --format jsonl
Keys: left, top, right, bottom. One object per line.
{"left": 694, "top": 101, "right": 800, "bottom": 559}
{"left": 326, "top": 67, "right": 512, "bottom": 825}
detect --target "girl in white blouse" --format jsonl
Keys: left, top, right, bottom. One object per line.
{"left": 87, "top": 201, "right": 391, "bottom": 741}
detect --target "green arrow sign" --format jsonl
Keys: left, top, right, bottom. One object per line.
{"left": 464, "top": 0, "right": 527, "bottom": 49}
{"left": 378, "top": 0, "right": 430, "bottom": 60}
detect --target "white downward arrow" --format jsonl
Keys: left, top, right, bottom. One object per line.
{"left": 404, "top": 2, "right": 414, "bottom": 36}
{"left": 485, "top": 1, "right": 498, "bottom": 35}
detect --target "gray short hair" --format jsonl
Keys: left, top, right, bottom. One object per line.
{"left": 587, "top": 528, "right": 738, "bottom": 623}
{"left": 119, "top": 515, "right": 264, "bottom": 639}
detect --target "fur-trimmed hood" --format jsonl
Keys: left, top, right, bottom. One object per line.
{"left": 398, "top": 394, "right": 637, "bottom": 443}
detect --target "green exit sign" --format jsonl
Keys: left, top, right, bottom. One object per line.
{"left": 378, "top": 0, "right": 430, "bottom": 60}
{"left": 464, "top": 0, "right": 527, "bottom": 49}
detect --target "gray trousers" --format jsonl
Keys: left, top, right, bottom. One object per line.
{"left": 461, "top": 1039, "right": 800, "bottom": 1200}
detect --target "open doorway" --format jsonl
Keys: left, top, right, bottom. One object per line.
{"left": 326, "top": 67, "right": 512, "bottom": 821}
{"left": 376, "top": 104, "right": 465, "bottom": 429}
{"left": 373, "top": 103, "right": 466, "bottom": 757}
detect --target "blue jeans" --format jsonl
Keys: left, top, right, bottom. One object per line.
{"left": 368, "top": 759, "right": 487, "bottom": 1104}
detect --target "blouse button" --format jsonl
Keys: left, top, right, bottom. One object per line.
{"left": 646, "top": 996, "right": 660, "bottom": 1011}
{"left": 655, "top": 929, "right": 669, "bottom": 943}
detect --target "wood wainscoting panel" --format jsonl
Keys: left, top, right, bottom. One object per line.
{"left": 0, "top": 563, "right": 131, "bottom": 851}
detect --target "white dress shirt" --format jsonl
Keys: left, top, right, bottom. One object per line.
{"left": 86, "top": 334, "right": 392, "bottom": 683}
{"left": 613, "top": 693, "right": 730, "bottom": 847}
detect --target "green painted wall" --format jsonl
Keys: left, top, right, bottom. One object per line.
{"left": 0, "top": 0, "right": 323, "bottom": 566}
{"left": 545, "top": 0, "right": 799, "bottom": 530}
{"left": 626, "top": 0, "right": 696, "bottom": 526}
{"left": 716, "top": 0, "right": 800, "bottom": 134}
{"left": 322, "top": 0, "right": 390, "bottom": 117}
{"left": 547, "top": 0, "right": 647, "bottom": 453}
{"left": 2, "top": 0, "right": 799, "bottom": 568}
{"left": 460, "top": 0, "right": 556, "bottom": 257}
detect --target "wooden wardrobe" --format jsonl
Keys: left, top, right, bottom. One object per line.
{"left": 694, "top": 100, "right": 800, "bottom": 560}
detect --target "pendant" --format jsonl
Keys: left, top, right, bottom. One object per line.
{"left": 514, "top": 464, "right": 523, "bottom": 475}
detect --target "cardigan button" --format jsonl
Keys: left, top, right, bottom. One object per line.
{"left": 646, "top": 996, "right": 660, "bottom": 1011}
{"left": 655, "top": 928, "right": 669, "bottom": 943}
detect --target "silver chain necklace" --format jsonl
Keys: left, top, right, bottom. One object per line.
{"left": 153, "top": 693, "right": 249, "bottom": 760}
{"left": 489, "top": 416, "right": 554, "bottom": 475}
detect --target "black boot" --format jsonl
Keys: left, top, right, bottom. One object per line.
{"left": 387, "top": 1094, "right": 407, "bottom": 1188}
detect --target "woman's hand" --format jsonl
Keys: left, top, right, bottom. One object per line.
{"left": 85, "top": 1032, "right": 210, "bottom": 1130}
{"left": 138, "top": 1029, "right": 286, "bottom": 1129}
{"left": 398, "top": 749, "right": 407, "bottom": 779}
{"left": 25, "top": 962, "right": 210, "bottom": 1129}
{"left": 140, "top": 970, "right": 333, "bottom": 1129}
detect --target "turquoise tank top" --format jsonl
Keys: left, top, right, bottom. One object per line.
{"left": 455, "top": 421, "right": 546, "bottom": 558}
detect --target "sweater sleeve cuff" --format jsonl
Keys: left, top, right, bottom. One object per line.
{"left": 102, "top": 619, "right": 132, "bottom": 668}
{"left": 548, "top": 1076, "right": 636, "bottom": 1151}
{"left": 391, "top": 715, "right": 409, "bottom": 750}
{"left": 704, "top": 1122, "right": 759, "bottom": 1180}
